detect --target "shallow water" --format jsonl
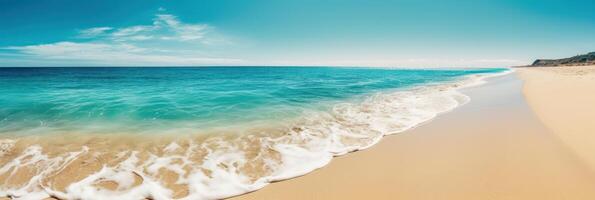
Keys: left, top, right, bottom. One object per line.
{"left": 0, "top": 67, "right": 508, "bottom": 200}
{"left": 0, "top": 67, "right": 505, "bottom": 135}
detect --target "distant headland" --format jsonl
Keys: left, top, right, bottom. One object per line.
{"left": 526, "top": 52, "right": 595, "bottom": 67}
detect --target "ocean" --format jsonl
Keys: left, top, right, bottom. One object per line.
{"left": 0, "top": 67, "right": 508, "bottom": 199}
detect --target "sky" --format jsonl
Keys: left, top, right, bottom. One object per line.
{"left": 0, "top": 0, "right": 594, "bottom": 67}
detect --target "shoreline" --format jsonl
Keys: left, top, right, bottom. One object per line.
{"left": 233, "top": 70, "right": 595, "bottom": 199}
{"left": 0, "top": 70, "right": 506, "bottom": 200}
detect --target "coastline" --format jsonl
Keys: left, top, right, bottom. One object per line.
{"left": 0, "top": 69, "right": 507, "bottom": 200}
{"left": 233, "top": 71, "right": 595, "bottom": 199}
{"left": 6, "top": 67, "right": 595, "bottom": 199}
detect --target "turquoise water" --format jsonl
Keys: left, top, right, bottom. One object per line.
{"left": 0, "top": 67, "right": 506, "bottom": 134}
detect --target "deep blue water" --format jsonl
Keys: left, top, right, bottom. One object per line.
{"left": 0, "top": 67, "right": 507, "bottom": 134}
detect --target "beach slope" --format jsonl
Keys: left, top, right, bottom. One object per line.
{"left": 518, "top": 66, "right": 595, "bottom": 170}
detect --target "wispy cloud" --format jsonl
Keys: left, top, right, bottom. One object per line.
{"left": 6, "top": 41, "right": 240, "bottom": 66}
{"left": 101, "top": 14, "right": 211, "bottom": 42}
{"left": 4, "top": 12, "right": 239, "bottom": 66}
{"left": 78, "top": 27, "right": 113, "bottom": 38}
{"left": 76, "top": 14, "right": 212, "bottom": 43}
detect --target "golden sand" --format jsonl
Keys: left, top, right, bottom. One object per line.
{"left": 233, "top": 73, "right": 595, "bottom": 200}
{"left": 518, "top": 66, "right": 595, "bottom": 170}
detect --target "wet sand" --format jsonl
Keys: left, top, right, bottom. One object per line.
{"left": 0, "top": 130, "right": 286, "bottom": 199}
{"left": 233, "top": 73, "right": 595, "bottom": 199}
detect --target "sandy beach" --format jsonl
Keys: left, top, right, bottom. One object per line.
{"left": 233, "top": 69, "right": 595, "bottom": 200}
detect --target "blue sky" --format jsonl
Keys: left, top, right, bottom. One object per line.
{"left": 0, "top": 0, "right": 594, "bottom": 67}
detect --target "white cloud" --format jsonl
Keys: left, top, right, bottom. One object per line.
{"left": 5, "top": 13, "right": 237, "bottom": 66}
{"left": 112, "top": 26, "right": 152, "bottom": 37}
{"left": 7, "top": 42, "right": 240, "bottom": 66}
{"left": 106, "top": 14, "right": 210, "bottom": 42}
{"left": 78, "top": 27, "right": 113, "bottom": 38}
{"left": 10, "top": 42, "right": 145, "bottom": 57}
